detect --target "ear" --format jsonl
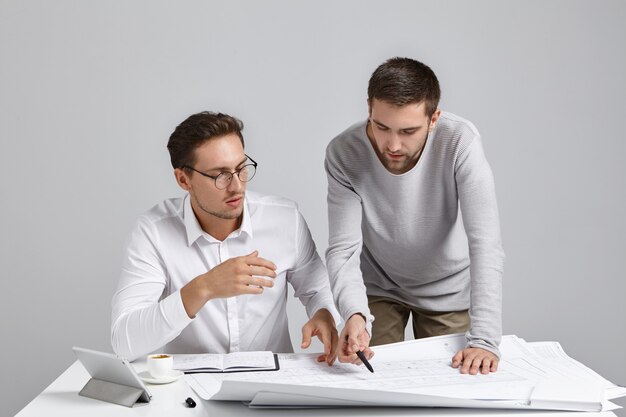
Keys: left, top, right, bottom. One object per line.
{"left": 174, "top": 168, "right": 192, "bottom": 192}
{"left": 367, "top": 98, "right": 372, "bottom": 118}
{"left": 429, "top": 108, "right": 442, "bottom": 131}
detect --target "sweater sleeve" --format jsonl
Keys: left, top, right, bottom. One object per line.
{"left": 324, "top": 145, "right": 374, "bottom": 333}
{"left": 455, "top": 134, "right": 505, "bottom": 357}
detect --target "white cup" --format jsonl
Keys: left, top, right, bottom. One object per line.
{"left": 147, "top": 354, "right": 173, "bottom": 379}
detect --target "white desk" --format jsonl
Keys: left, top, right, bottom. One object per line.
{"left": 15, "top": 361, "right": 618, "bottom": 417}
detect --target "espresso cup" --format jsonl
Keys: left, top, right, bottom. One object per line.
{"left": 147, "top": 354, "right": 173, "bottom": 379}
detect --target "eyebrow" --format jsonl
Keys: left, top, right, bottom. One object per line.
{"left": 203, "top": 157, "right": 248, "bottom": 172}
{"left": 371, "top": 118, "right": 423, "bottom": 131}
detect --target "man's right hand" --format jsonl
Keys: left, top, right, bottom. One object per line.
{"left": 337, "top": 313, "right": 374, "bottom": 365}
{"left": 181, "top": 250, "right": 276, "bottom": 317}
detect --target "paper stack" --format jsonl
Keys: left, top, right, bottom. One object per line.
{"left": 185, "top": 334, "right": 626, "bottom": 411}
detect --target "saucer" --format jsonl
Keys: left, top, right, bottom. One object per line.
{"left": 139, "top": 370, "right": 184, "bottom": 384}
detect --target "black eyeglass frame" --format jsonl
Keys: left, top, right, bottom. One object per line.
{"left": 182, "top": 154, "right": 258, "bottom": 189}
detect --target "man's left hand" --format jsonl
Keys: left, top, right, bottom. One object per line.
{"left": 452, "top": 347, "right": 499, "bottom": 374}
{"left": 301, "top": 309, "right": 338, "bottom": 366}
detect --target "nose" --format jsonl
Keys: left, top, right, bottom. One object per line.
{"left": 227, "top": 173, "right": 245, "bottom": 192}
{"left": 386, "top": 134, "right": 402, "bottom": 153}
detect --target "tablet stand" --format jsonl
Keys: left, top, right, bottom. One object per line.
{"left": 79, "top": 378, "right": 147, "bottom": 407}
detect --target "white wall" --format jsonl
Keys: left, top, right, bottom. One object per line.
{"left": 1, "top": 1, "right": 625, "bottom": 415}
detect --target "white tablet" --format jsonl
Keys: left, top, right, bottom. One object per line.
{"left": 72, "top": 346, "right": 152, "bottom": 403}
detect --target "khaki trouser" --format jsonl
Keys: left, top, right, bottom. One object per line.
{"left": 368, "top": 295, "right": 470, "bottom": 346}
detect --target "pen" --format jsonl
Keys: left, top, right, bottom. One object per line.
{"left": 356, "top": 350, "right": 374, "bottom": 373}
{"left": 346, "top": 335, "right": 374, "bottom": 373}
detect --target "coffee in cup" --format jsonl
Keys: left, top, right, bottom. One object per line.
{"left": 147, "top": 353, "right": 173, "bottom": 379}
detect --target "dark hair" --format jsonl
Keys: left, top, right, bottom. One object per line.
{"left": 167, "top": 111, "right": 244, "bottom": 169}
{"left": 367, "top": 57, "right": 441, "bottom": 117}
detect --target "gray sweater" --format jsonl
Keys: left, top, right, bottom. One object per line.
{"left": 325, "top": 112, "right": 505, "bottom": 356}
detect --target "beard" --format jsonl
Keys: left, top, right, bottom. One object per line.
{"left": 192, "top": 193, "right": 244, "bottom": 220}
{"left": 381, "top": 154, "right": 411, "bottom": 174}
{"left": 379, "top": 130, "right": 430, "bottom": 175}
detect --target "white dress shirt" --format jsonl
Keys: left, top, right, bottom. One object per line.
{"left": 111, "top": 191, "right": 338, "bottom": 361}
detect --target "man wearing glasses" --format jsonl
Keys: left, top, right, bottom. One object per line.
{"left": 112, "top": 111, "right": 339, "bottom": 363}
{"left": 326, "top": 57, "right": 505, "bottom": 375}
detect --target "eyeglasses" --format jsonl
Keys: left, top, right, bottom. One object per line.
{"left": 182, "top": 154, "right": 258, "bottom": 190}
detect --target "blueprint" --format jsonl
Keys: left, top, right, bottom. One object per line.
{"left": 185, "top": 334, "right": 626, "bottom": 411}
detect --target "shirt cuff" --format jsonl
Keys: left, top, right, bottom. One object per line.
{"left": 308, "top": 294, "right": 343, "bottom": 328}
{"left": 317, "top": 301, "right": 343, "bottom": 328}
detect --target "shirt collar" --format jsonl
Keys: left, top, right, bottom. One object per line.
{"left": 183, "top": 193, "right": 253, "bottom": 246}
{"left": 238, "top": 197, "right": 253, "bottom": 239}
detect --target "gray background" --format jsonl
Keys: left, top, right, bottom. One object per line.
{"left": 1, "top": 1, "right": 624, "bottom": 416}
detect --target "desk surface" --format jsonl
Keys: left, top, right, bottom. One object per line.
{"left": 15, "top": 360, "right": 618, "bottom": 417}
